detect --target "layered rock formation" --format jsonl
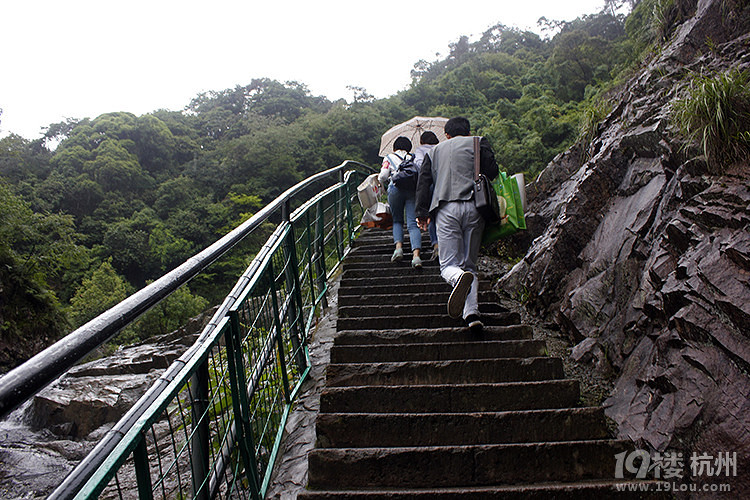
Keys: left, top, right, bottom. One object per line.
{"left": 0, "top": 310, "right": 212, "bottom": 498}
{"left": 501, "top": 0, "right": 749, "bottom": 494}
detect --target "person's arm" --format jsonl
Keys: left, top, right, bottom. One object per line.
{"left": 414, "top": 147, "right": 427, "bottom": 168}
{"left": 479, "top": 137, "right": 499, "bottom": 180}
{"left": 415, "top": 154, "right": 433, "bottom": 229}
{"left": 378, "top": 156, "right": 392, "bottom": 185}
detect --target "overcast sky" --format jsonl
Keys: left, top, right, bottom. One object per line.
{"left": 1, "top": 0, "right": 604, "bottom": 140}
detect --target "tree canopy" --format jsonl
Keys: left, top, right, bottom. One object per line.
{"left": 1, "top": 6, "right": 655, "bottom": 368}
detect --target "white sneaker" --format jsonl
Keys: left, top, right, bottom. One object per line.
{"left": 447, "top": 271, "right": 474, "bottom": 319}
{"left": 391, "top": 247, "right": 404, "bottom": 262}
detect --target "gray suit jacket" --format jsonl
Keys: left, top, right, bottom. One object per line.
{"left": 415, "top": 136, "right": 498, "bottom": 218}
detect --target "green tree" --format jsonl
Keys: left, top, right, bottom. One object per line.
{"left": 69, "top": 259, "right": 131, "bottom": 329}
{"left": 0, "top": 182, "right": 88, "bottom": 367}
{"left": 133, "top": 285, "right": 209, "bottom": 340}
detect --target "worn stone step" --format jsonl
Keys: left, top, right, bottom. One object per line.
{"left": 336, "top": 311, "right": 521, "bottom": 331}
{"left": 307, "top": 439, "right": 634, "bottom": 489}
{"left": 343, "top": 267, "right": 471, "bottom": 280}
{"left": 343, "top": 256, "right": 440, "bottom": 269}
{"left": 338, "top": 281, "right": 492, "bottom": 296}
{"left": 320, "top": 380, "right": 580, "bottom": 413}
{"left": 333, "top": 325, "right": 533, "bottom": 345}
{"left": 353, "top": 230, "right": 429, "bottom": 243}
{"left": 337, "top": 302, "right": 509, "bottom": 319}
{"left": 325, "top": 357, "right": 564, "bottom": 387}
{"left": 320, "top": 380, "right": 581, "bottom": 413}
{"left": 340, "top": 273, "right": 445, "bottom": 287}
{"left": 329, "top": 340, "right": 547, "bottom": 363}
{"left": 298, "top": 480, "right": 669, "bottom": 499}
{"left": 315, "top": 408, "right": 609, "bottom": 448}
{"left": 350, "top": 243, "right": 429, "bottom": 256}
{"left": 337, "top": 290, "right": 500, "bottom": 307}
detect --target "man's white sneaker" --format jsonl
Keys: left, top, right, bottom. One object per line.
{"left": 447, "top": 271, "right": 474, "bottom": 319}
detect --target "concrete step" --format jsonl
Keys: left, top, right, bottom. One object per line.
{"left": 298, "top": 481, "right": 669, "bottom": 499}
{"left": 343, "top": 256, "right": 440, "bottom": 269}
{"left": 341, "top": 267, "right": 441, "bottom": 280}
{"left": 337, "top": 290, "right": 501, "bottom": 307}
{"left": 340, "top": 273, "right": 446, "bottom": 286}
{"left": 333, "top": 325, "right": 533, "bottom": 345}
{"left": 338, "top": 280, "right": 492, "bottom": 296}
{"left": 319, "top": 380, "right": 581, "bottom": 413}
{"left": 337, "top": 302, "right": 509, "bottom": 319}
{"left": 336, "top": 311, "right": 521, "bottom": 331}
{"left": 307, "top": 439, "right": 634, "bottom": 489}
{"left": 329, "top": 340, "right": 547, "bottom": 363}
{"left": 325, "top": 357, "right": 564, "bottom": 387}
{"left": 315, "top": 408, "right": 609, "bottom": 448}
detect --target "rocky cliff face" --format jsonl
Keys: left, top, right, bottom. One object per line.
{"left": 501, "top": 0, "right": 750, "bottom": 494}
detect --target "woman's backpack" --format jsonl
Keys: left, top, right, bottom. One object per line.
{"left": 390, "top": 153, "right": 418, "bottom": 191}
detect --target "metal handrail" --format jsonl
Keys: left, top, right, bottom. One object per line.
{"left": 35, "top": 161, "right": 375, "bottom": 499}
{"left": 0, "top": 160, "right": 374, "bottom": 420}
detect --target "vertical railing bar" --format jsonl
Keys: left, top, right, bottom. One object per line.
{"left": 314, "top": 199, "right": 328, "bottom": 309}
{"left": 267, "top": 257, "right": 291, "bottom": 404}
{"left": 226, "top": 310, "right": 262, "bottom": 500}
{"left": 148, "top": 425, "right": 168, "bottom": 499}
{"left": 190, "top": 362, "right": 210, "bottom": 500}
{"left": 282, "top": 226, "right": 307, "bottom": 372}
{"left": 304, "top": 210, "right": 316, "bottom": 331}
{"left": 133, "top": 437, "right": 154, "bottom": 500}
{"left": 164, "top": 396, "right": 186, "bottom": 499}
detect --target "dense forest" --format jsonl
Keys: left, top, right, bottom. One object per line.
{"left": 1, "top": 0, "right": 664, "bottom": 369}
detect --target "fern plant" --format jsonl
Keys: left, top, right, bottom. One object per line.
{"left": 672, "top": 68, "right": 750, "bottom": 171}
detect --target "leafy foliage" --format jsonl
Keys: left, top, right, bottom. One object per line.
{"left": 1, "top": 5, "right": 662, "bottom": 365}
{"left": 672, "top": 68, "right": 750, "bottom": 171}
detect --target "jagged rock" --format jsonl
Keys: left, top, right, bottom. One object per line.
{"left": 500, "top": 0, "right": 750, "bottom": 494}
{"left": 570, "top": 337, "right": 601, "bottom": 364}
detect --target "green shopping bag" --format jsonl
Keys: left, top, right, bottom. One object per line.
{"left": 482, "top": 172, "right": 526, "bottom": 244}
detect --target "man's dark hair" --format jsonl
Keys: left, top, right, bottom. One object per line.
{"left": 444, "top": 117, "right": 471, "bottom": 137}
{"left": 420, "top": 131, "right": 439, "bottom": 145}
{"left": 394, "top": 136, "right": 413, "bottom": 152}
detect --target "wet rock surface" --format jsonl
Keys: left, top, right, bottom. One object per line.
{"left": 500, "top": 1, "right": 750, "bottom": 495}
{"left": 0, "top": 310, "right": 212, "bottom": 499}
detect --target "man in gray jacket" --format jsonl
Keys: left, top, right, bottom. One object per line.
{"left": 416, "top": 117, "right": 498, "bottom": 331}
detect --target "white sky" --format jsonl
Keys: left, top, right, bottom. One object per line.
{"left": 0, "top": 0, "right": 604, "bottom": 140}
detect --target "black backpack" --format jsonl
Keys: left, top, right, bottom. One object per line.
{"left": 390, "top": 153, "right": 419, "bottom": 191}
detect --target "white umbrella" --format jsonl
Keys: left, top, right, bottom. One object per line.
{"left": 378, "top": 116, "right": 449, "bottom": 157}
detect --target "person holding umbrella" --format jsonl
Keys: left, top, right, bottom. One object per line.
{"left": 415, "top": 117, "right": 498, "bottom": 331}
{"left": 379, "top": 136, "right": 423, "bottom": 267}
{"left": 413, "top": 131, "right": 440, "bottom": 260}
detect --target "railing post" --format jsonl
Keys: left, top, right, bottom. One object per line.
{"left": 337, "top": 172, "right": 347, "bottom": 258}
{"left": 314, "top": 200, "right": 328, "bottom": 309}
{"left": 226, "top": 312, "right": 262, "bottom": 500}
{"left": 268, "top": 259, "right": 292, "bottom": 404}
{"left": 133, "top": 436, "right": 154, "bottom": 500}
{"left": 190, "top": 362, "right": 210, "bottom": 500}
{"left": 281, "top": 222, "right": 308, "bottom": 371}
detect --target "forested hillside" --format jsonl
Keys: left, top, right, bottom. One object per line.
{"left": 0, "top": 2, "right": 650, "bottom": 370}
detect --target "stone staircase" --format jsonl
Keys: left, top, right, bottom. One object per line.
{"left": 298, "top": 229, "right": 660, "bottom": 498}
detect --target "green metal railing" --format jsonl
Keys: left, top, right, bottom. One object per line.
{"left": 45, "top": 162, "right": 374, "bottom": 500}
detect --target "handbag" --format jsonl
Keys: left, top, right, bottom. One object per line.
{"left": 472, "top": 136, "right": 502, "bottom": 223}
{"left": 482, "top": 172, "right": 527, "bottom": 244}
{"left": 357, "top": 173, "right": 381, "bottom": 209}
{"left": 360, "top": 201, "right": 393, "bottom": 230}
